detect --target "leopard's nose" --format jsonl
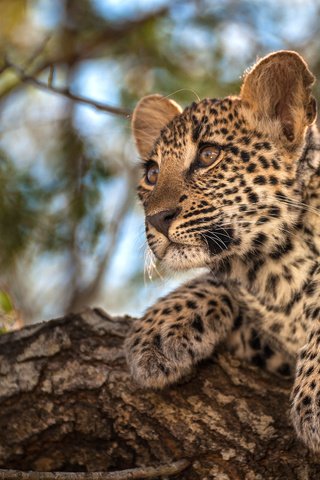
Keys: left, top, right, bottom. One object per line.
{"left": 147, "top": 208, "right": 181, "bottom": 237}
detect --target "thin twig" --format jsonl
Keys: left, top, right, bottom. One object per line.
{"left": 0, "top": 459, "right": 191, "bottom": 479}
{"left": 23, "top": 34, "right": 52, "bottom": 71}
{"left": 4, "top": 59, "right": 131, "bottom": 118}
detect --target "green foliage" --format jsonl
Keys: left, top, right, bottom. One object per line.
{"left": 0, "top": 152, "right": 39, "bottom": 267}
{"left": 0, "top": 289, "right": 16, "bottom": 334}
{"left": 0, "top": 289, "right": 13, "bottom": 314}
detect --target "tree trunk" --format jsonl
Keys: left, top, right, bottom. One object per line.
{"left": 0, "top": 308, "right": 319, "bottom": 479}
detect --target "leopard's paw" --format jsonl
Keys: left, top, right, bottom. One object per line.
{"left": 291, "top": 378, "right": 320, "bottom": 451}
{"left": 125, "top": 313, "right": 214, "bottom": 388}
{"left": 125, "top": 338, "right": 191, "bottom": 389}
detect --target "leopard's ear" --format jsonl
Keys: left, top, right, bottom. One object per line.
{"left": 132, "top": 94, "right": 182, "bottom": 160}
{"left": 240, "top": 51, "right": 317, "bottom": 147}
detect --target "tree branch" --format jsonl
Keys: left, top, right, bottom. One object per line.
{"left": 0, "top": 309, "right": 319, "bottom": 478}
{"left": 0, "top": 460, "right": 190, "bottom": 480}
{"left": 4, "top": 59, "right": 131, "bottom": 118}
{"left": 0, "top": 5, "right": 171, "bottom": 102}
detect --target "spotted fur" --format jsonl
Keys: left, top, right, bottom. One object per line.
{"left": 125, "top": 51, "right": 320, "bottom": 451}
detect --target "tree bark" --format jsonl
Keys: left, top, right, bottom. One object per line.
{"left": 0, "top": 308, "right": 319, "bottom": 479}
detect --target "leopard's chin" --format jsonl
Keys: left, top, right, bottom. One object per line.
{"left": 150, "top": 237, "right": 235, "bottom": 272}
{"left": 161, "top": 243, "right": 211, "bottom": 271}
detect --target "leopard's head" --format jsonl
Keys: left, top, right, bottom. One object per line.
{"left": 132, "top": 51, "right": 317, "bottom": 271}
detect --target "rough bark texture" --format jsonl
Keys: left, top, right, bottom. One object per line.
{"left": 0, "top": 308, "right": 319, "bottom": 479}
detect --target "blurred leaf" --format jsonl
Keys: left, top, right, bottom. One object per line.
{"left": 0, "top": 290, "right": 13, "bottom": 313}
{"left": 0, "top": 0, "right": 27, "bottom": 45}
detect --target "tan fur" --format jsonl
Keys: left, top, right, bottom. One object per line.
{"left": 126, "top": 51, "right": 320, "bottom": 452}
{"left": 241, "top": 51, "right": 316, "bottom": 149}
{"left": 132, "top": 94, "right": 182, "bottom": 160}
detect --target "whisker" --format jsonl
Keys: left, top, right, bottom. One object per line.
{"left": 273, "top": 194, "right": 320, "bottom": 217}
{"left": 200, "top": 233, "right": 225, "bottom": 253}
{"left": 202, "top": 231, "right": 228, "bottom": 250}
{"left": 202, "top": 228, "right": 231, "bottom": 244}
{"left": 144, "top": 247, "right": 151, "bottom": 284}
{"left": 215, "top": 219, "right": 303, "bottom": 243}
{"left": 163, "top": 88, "right": 201, "bottom": 103}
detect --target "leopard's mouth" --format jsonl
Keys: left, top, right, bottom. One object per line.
{"left": 149, "top": 225, "right": 235, "bottom": 269}
{"left": 165, "top": 241, "right": 198, "bottom": 254}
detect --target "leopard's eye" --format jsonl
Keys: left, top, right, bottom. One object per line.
{"left": 198, "top": 145, "right": 221, "bottom": 167}
{"left": 145, "top": 162, "right": 159, "bottom": 186}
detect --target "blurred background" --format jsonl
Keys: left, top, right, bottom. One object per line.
{"left": 0, "top": 0, "right": 320, "bottom": 329}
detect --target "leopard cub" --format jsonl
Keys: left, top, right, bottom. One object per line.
{"left": 125, "top": 50, "right": 320, "bottom": 452}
